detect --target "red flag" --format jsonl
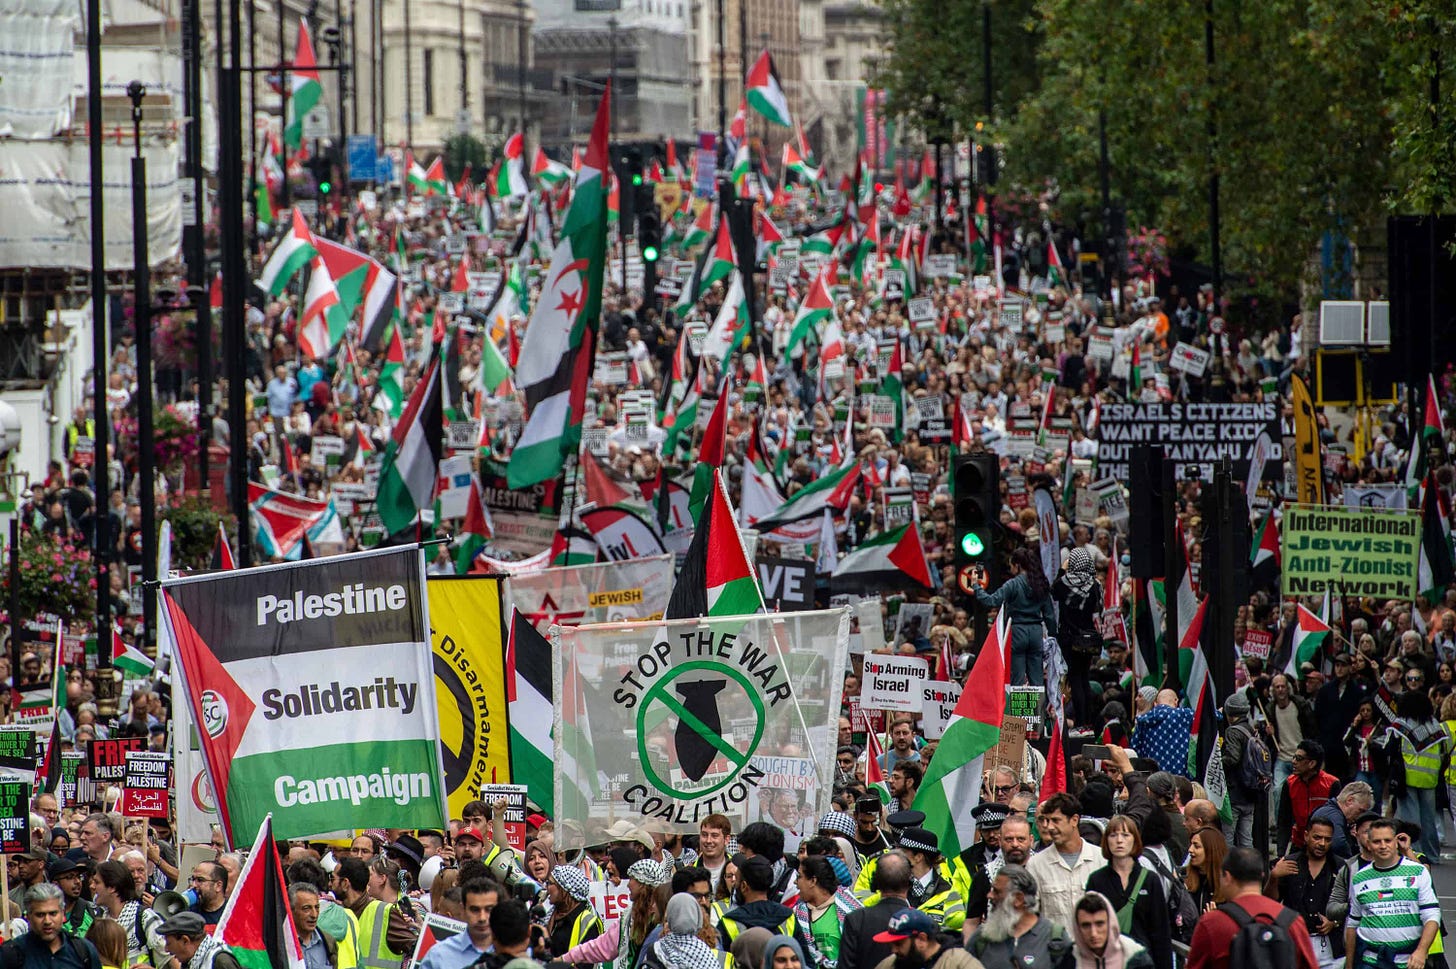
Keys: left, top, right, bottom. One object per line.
{"left": 699, "top": 391, "right": 730, "bottom": 468}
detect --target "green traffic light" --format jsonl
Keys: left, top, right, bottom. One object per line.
{"left": 642, "top": 245, "right": 659, "bottom": 262}
{"left": 319, "top": 181, "right": 332, "bottom": 194}
{"left": 960, "top": 532, "right": 986, "bottom": 557}
{"left": 632, "top": 173, "right": 644, "bottom": 186}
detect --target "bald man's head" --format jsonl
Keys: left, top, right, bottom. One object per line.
{"left": 1156, "top": 690, "right": 1180, "bottom": 707}
{"left": 1183, "top": 799, "right": 1220, "bottom": 834}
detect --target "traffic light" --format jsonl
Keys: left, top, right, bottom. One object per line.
{"left": 309, "top": 156, "right": 333, "bottom": 196}
{"left": 953, "top": 453, "right": 1001, "bottom": 595}
{"left": 637, "top": 182, "right": 660, "bottom": 308}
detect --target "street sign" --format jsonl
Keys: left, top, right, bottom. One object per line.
{"left": 347, "top": 134, "right": 377, "bottom": 182}
{"left": 303, "top": 106, "right": 331, "bottom": 140}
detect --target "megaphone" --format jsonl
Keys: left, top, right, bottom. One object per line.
{"left": 153, "top": 892, "right": 189, "bottom": 919}
{"left": 487, "top": 849, "right": 541, "bottom": 897}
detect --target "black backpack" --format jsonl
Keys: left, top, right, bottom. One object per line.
{"left": 1142, "top": 853, "right": 1198, "bottom": 944}
{"left": 1218, "top": 902, "right": 1300, "bottom": 969}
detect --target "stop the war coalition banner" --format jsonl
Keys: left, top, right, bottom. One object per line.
{"left": 1096, "top": 401, "right": 1280, "bottom": 481}
{"left": 550, "top": 609, "right": 850, "bottom": 850}
{"left": 161, "top": 547, "right": 448, "bottom": 843}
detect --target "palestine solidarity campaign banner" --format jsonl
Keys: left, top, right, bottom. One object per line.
{"left": 551, "top": 608, "right": 850, "bottom": 850}
{"left": 161, "top": 547, "right": 448, "bottom": 843}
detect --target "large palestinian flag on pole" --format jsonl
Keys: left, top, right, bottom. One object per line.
{"left": 508, "top": 87, "right": 610, "bottom": 488}
{"left": 283, "top": 21, "right": 322, "bottom": 150}
{"left": 160, "top": 548, "right": 448, "bottom": 844}
{"left": 215, "top": 815, "right": 306, "bottom": 969}
{"left": 830, "top": 523, "right": 934, "bottom": 592}
{"left": 745, "top": 49, "right": 793, "bottom": 127}
{"left": 913, "top": 609, "right": 1010, "bottom": 856}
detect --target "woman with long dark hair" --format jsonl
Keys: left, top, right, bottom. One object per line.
{"left": 1054, "top": 546, "right": 1104, "bottom": 727}
{"left": 975, "top": 546, "right": 1057, "bottom": 686}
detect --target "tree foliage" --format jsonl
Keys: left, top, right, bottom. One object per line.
{"left": 445, "top": 133, "right": 489, "bottom": 185}
{"left": 881, "top": 0, "right": 1456, "bottom": 298}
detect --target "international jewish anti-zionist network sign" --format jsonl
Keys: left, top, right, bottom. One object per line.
{"left": 1280, "top": 504, "right": 1421, "bottom": 600}
{"left": 550, "top": 609, "right": 850, "bottom": 850}
{"left": 427, "top": 577, "right": 511, "bottom": 820}
{"left": 161, "top": 547, "right": 447, "bottom": 844}
{"left": 506, "top": 555, "right": 673, "bottom": 631}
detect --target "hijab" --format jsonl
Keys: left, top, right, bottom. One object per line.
{"left": 653, "top": 894, "right": 721, "bottom": 969}
{"left": 764, "top": 935, "right": 805, "bottom": 969}
{"left": 730, "top": 927, "right": 774, "bottom": 969}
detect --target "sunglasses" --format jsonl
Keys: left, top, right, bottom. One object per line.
{"left": 1406, "top": 675, "right": 1424, "bottom": 684}
{"left": 994, "top": 784, "right": 1016, "bottom": 795}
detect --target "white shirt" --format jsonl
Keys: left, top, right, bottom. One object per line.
{"left": 1025, "top": 839, "right": 1103, "bottom": 936}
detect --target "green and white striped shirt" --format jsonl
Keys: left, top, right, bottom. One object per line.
{"left": 1346, "top": 859, "right": 1440, "bottom": 965}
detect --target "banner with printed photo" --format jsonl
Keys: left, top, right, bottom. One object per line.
{"left": 551, "top": 608, "right": 850, "bottom": 849}
{"left": 505, "top": 555, "right": 674, "bottom": 630}
{"left": 427, "top": 577, "right": 512, "bottom": 820}
{"left": 172, "top": 681, "right": 220, "bottom": 844}
{"left": 161, "top": 547, "right": 447, "bottom": 844}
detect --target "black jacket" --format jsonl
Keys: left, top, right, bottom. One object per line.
{"left": 1085, "top": 866, "right": 1172, "bottom": 969}
{"left": 839, "top": 896, "right": 911, "bottom": 969}
{"left": 719, "top": 899, "right": 816, "bottom": 967}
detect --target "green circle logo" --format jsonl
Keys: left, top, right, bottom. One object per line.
{"left": 636, "top": 660, "right": 766, "bottom": 799}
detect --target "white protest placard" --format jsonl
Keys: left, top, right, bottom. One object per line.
{"left": 309, "top": 435, "right": 346, "bottom": 467}
{"left": 856, "top": 599, "right": 886, "bottom": 653}
{"left": 446, "top": 420, "right": 480, "bottom": 451}
{"left": 908, "top": 296, "right": 937, "bottom": 331}
{"left": 862, "top": 654, "right": 931, "bottom": 712}
{"left": 583, "top": 426, "right": 610, "bottom": 457}
{"left": 999, "top": 299, "right": 1024, "bottom": 331}
{"left": 868, "top": 395, "right": 897, "bottom": 429}
{"left": 1168, "top": 341, "right": 1211, "bottom": 377}
{"left": 589, "top": 881, "right": 633, "bottom": 928}
{"left": 330, "top": 483, "right": 371, "bottom": 517}
{"left": 1087, "top": 328, "right": 1115, "bottom": 362}
{"left": 921, "top": 680, "right": 963, "bottom": 740}
{"left": 437, "top": 292, "right": 464, "bottom": 314}
{"left": 1045, "top": 323, "right": 1066, "bottom": 344}
{"left": 923, "top": 254, "right": 957, "bottom": 278}
{"left": 595, "top": 353, "right": 629, "bottom": 386}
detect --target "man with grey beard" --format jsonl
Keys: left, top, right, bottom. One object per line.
{"left": 963, "top": 865, "right": 1070, "bottom": 969}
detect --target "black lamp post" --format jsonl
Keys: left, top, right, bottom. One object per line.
{"left": 126, "top": 80, "right": 158, "bottom": 657}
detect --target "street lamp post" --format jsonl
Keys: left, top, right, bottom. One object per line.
{"left": 126, "top": 80, "right": 158, "bottom": 655}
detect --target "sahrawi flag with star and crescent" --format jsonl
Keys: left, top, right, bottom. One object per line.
{"left": 507, "top": 86, "right": 610, "bottom": 489}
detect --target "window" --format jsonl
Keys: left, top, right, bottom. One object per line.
{"left": 423, "top": 48, "right": 435, "bottom": 116}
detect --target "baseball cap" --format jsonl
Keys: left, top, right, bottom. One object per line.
{"left": 873, "top": 908, "right": 937, "bottom": 942}
{"left": 454, "top": 826, "right": 485, "bottom": 843}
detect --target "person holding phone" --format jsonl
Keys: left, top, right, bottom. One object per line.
{"left": 973, "top": 548, "right": 1056, "bottom": 688}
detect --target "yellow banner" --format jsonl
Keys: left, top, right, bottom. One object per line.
{"left": 427, "top": 576, "right": 510, "bottom": 819}
{"left": 1291, "top": 373, "right": 1324, "bottom": 506}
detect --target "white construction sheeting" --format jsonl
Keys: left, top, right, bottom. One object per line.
{"left": 0, "top": 139, "right": 181, "bottom": 270}
{"left": 0, "top": 0, "right": 79, "bottom": 139}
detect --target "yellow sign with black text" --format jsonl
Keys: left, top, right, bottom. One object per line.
{"left": 427, "top": 577, "right": 511, "bottom": 818}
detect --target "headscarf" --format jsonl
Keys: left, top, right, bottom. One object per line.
{"left": 764, "top": 935, "right": 805, "bottom": 968}
{"left": 653, "top": 893, "right": 722, "bottom": 969}
{"left": 609, "top": 847, "right": 642, "bottom": 883}
{"left": 730, "top": 927, "right": 774, "bottom": 969}
{"left": 1061, "top": 547, "right": 1098, "bottom": 608}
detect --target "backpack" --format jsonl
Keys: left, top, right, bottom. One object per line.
{"left": 1142, "top": 852, "right": 1198, "bottom": 945}
{"left": 1219, "top": 902, "right": 1300, "bottom": 969}
{"left": 1236, "top": 723, "right": 1273, "bottom": 791}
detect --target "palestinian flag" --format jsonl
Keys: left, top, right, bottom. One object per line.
{"left": 257, "top": 209, "right": 316, "bottom": 296}
{"left": 454, "top": 475, "right": 494, "bottom": 574}
{"left": 283, "top": 21, "right": 322, "bottom": 150}
{"left": 423, "top": 156, "right": 449, "bottom": 197}
{"left": 699, "top": 387, "right": 730, "bottom": 467}
{"left": 113, "top": 626, "right": 155, "bottom": 677}
{"left": 350, "top": 424, "right": 375, "bottom": 469}
{"left": 1184, "top": 622, "right": 1231, "bottom": 825}
{"left": 664, "top": 353, "right": 702, "bottom": 457}
{"left": 406, "top": 153, "right": 429, "bottom": 194}
{"left": 1284, "top": 602, "right": 1330, "bottom": 678}
{"left": 745, "top": 49, "right": 793, "bottom": 127}
{"left": 680, "top": 204, "right": 713, "bottom": 252}
{"left": 1047, "top": 237, "right": 1068, "bottom": 289}
{"left": 730, "top": 97, "right": 748, "bottom": 145}
{"left": 1131, "top": 579, "right": 1162, "bottom": 688}
{"left": 377, "top": 323, "right": 405, "bottom": 418}
{"left": 782, "top": 142, "right": 819, "bottom": 184}
{"left": 863, "top": 729, "right": 891, "bottom": 804}
{"left": 496, "top": 134, "right": 529, "bottom": 198}
{"left": 1250, "top": 514, "right": 1280, "bottom": 591}
{"left": 753, "top": 460, "right": 859, "bottom": 529}
{"left": 829, "top": 523, "right": 933, "bottom": 592}
{"left": 480, "top": 336, "right": 514, "bottom": 395}
{"left": 211, "top": 521, "right": 236, "bottom": 571}
{"left": 215, "top": 815, "right": 306, "bottom": 969}
{"left": 507, "top": 87, "right": 609, "bottom": 489}
{"left": 701, "top": 216, "right": 738, "bottom": 291}
{"left": 913, "top": 609, "right": 1010, "bottom": 856}
{"left": 505, "top": 608, "right": 554, "bottom": 812}
{"left": 248, "top": 483, "right": 344, "bottom": 559}
{"left": 298, "top": 256, "right": 348, "bottom": 359}
{"left": 730, "top": 141, "right": 752, "bottom": 191}
{"left": 880, "top": 339, "right": 905, "bottom": 440}
{"left": 757, "top": 213, "right": 785, "bottom": 260}
{"left": 1419, "top": 473, "right": 1455, "bottom": 600}
{"left": 1404, "top": 373, "right": 1445, "bottom": 493}
{"left": 532, "top": 147, "right": 571, "bottom": 187}
{"left": 666, "top": 470, "right": 764, "bottom": 619}
{"left": 701, "top": 272, "right": 752, "bottom": 375}
{"left": 313, "top": 238, "right": 398, "bottom": 351}
{"left": 785, "top": 266, "right": 836, "bottom": 355}
{"left": 801, "top": 220, "right": 848, "bottom": 259}
{"left": 376, "top": 350, "right": 443, "bottom": 536}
